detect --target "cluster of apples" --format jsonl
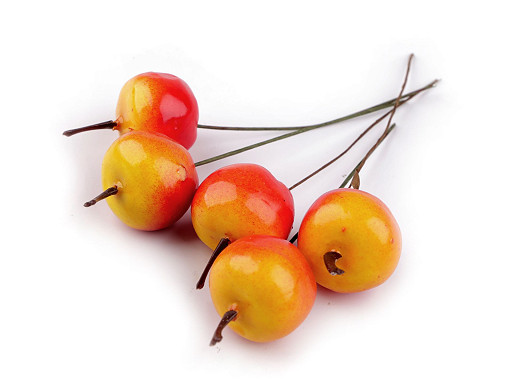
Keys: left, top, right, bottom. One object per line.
{"left": 192, "top": 164, "right": 400, "bottom": 344}
{"left": 64, "top": 72, "right": 200, "bottom": 230}
{"left": 65, "top": 71, "right": 403, "bottom": 346}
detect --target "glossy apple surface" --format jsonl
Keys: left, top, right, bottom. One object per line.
{"left": 101, "top": 131, "right": 198, "bottom": 230}
{"left": 209, "top": 235, "right": 317, "bottom": 343}
{"left": 115, "top": 72, "right": 198, "bottom": 149}
{"left": 191, "top": 164, "right": 294, "bottom": 249}
{"left": 298, "top": 188, "right": 401, "bottom": 293}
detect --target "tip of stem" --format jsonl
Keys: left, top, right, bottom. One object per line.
{"left": 83, "top": 186, "right": 118, "bottom": 208}
{"left": 196, "top": 281, "right": 205, "bottom": 290}
{"left": 62, "top": 120, "right": 117, "bottom": 137}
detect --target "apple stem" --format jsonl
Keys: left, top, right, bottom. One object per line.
{"left": 196, "top": 80, "right": 436, "bottom": 132}
{"left": 324, "top": 251, "right": 345, "bottom": 275}
{"left": 340, "top": 124, "right": 396, "bottom": 188}
{"left": 194, "top": 80, "right": 438, "bottom": 167}
{"left": 196, "top": 237, "right": 231, "bottom": 289}
{"left": 288, "top": 72, "right": 436, "bottom": 192}
{"left": 83, "top": 186, "right": 118, "bottom": 207}
{"left": 288, "top": 109, "right": 392, "bottom": 191}
{"left": 288, "top": 56, "right": 434, "bottom": 244}
{"left": 288, "top": 124, "right": 397, "bottom": 244}
{"left": 63, "top": 120, "right": 117, "bottom": 137}
{"left": 288, "top": 56, "right": 422, "bottom": 243}
{"left": 210, "top": 310, "right": 238, "bottom": 346}
{"left": 289, "top": 232, "right": 298, "bottom": 244}
{"left": 349, "top": 54, "right": 414, "bottom": 188}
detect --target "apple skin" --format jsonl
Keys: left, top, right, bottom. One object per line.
{"left": 101, "top": 131, "right": 198, "bottom": 231}
{"left": 191, "top": 164, "right": 294, "bottom": 249}
{"left": 209, "top": 235, "right": 317, "bottom": 343}
{"left": 115, "top": 72, "right": 198, "bottom": 149}
{"left": 298, "top": 188, "right": 402, "bottom": 293}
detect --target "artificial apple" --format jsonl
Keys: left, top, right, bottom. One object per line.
{"left": 298, "top": 188, "right": 401, "bottom": 292}
{"left": 209, "top": 235, "right": 316, "bottom": 344}
{"left": 85, "top": 131, "right": 198, "bottom": 230}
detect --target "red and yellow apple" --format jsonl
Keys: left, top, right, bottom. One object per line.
{"left": 64, "top": 72, "right": 198, "bottom": 149}
{"left": 98, "top": 131, "right": 198, "bottom": 230}
{"left": 191, "top": 163, "right": 294, "bottom": 249}
{"left": 209, "top": 235, "right": 317, "bottom": 344}
{"left": 114, "top": 72, "right": 198, "bottom": 149}
{"left": 298, "top": 188, "right": 401, "bottom": 293}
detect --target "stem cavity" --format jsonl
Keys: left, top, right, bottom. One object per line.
{"left": 210, "top": 310, "right": 238, "bottom": 346}
{"left": 83, "top": 186, "right": 118, "bottom": 207}
{"left": 324, "top": 251, "right": 345, "bottom": 275}
{"left": 196, "top": 237, "right": 231, "bottom": 289}
{"left": 63, "top": 120, "right": 117, "bottom": 137}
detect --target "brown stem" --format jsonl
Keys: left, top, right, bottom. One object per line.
{"left": 288, "top": 77, "right": 438, "bottom": 191}
{"left": 196, "top": 237, "right": 231, "bottom": 289}
{"left": 210, "top": 310, "right": 238, "bottom": 346}
{"left": 63, "top": 120, "right": 117, "bottom": 137}
{"left": 350, "top": 54, "right": 414, "bottom": 188}
{"left": 288, "top": 109, "right": 392, "bottom": 191}
{"left": 289, "top": 123, "right": 398, "bottom": 244}
{"left": 324, "top": 251, "right": 344, "bottom": 275}
{"left": 340, "top": 123, "right": 396, "bottom": 189}
{"left": 84, "top": 186, "right": 118, "bottom": 207}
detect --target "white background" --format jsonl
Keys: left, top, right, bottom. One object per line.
{"left": 1, "top": 1, "right": 511, "bottom": 383}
